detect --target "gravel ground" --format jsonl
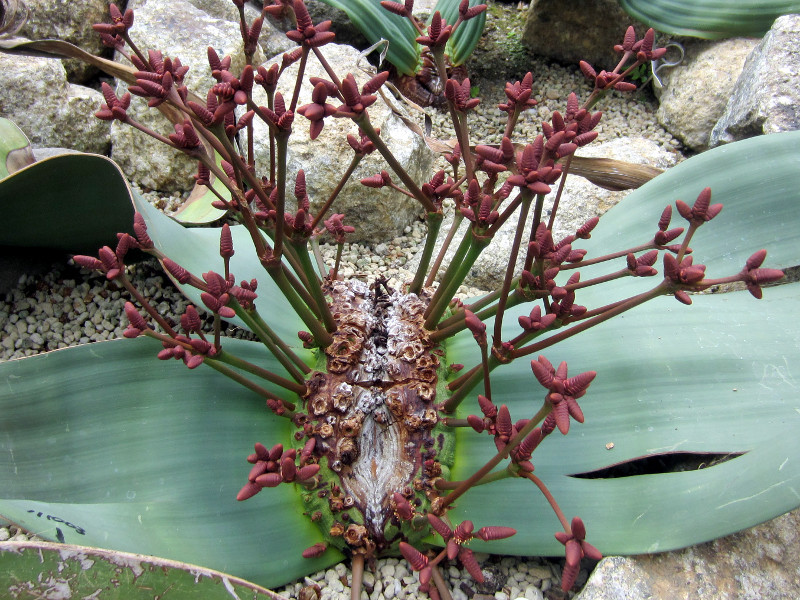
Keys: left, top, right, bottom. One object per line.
{"left": 0, "top": 18, "right": 679, "bottom": 599}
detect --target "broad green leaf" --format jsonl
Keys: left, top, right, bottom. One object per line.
{"left": 0, "top": 541, "right": 282, "bottom": 599}
{"left": 0, "top": 337, "right": 343, "bottom": 588}
{"left": 0, "top": 118, "right": 34, "bottom": 179}
{"left": 444, "top": 131, "right": 800, "bottom": 555}
{"left": 447, "top": 284, "right": 800, "bottom": 555}
{"left": 0, "top": 153, "right": 134, "bottom": 254}
{"left": 134, "top": 190, "right": 309, "bottom": 343}
{"left": 618, "top": 0, "right": 800, "bottom": 38}
{"left": 575, "top": 129, "right": 800, "bottom": 302}
{"left": 316, "top": 0, "right": 421, "bottom": 75}
{"left": 171, "top": 151, "right": 230, "bottom": 225}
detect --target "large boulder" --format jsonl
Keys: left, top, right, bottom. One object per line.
{"left": 252, "top": 44, "right": 436, "bottom": 243}
{"left": 710, "top": 15, "right": 800, "bottom": 147}
{"left": 19, "top": 0, "right": 110, "bottom": 82}
{"left": 522, "top": 0, "right": 643, "bottom": 71}
{"left": 0, "top": 53, "right": 110, "bottom": 154}
{"left": 576, "top": 509, "right": 800, "bottom": 600}
{"left": 109, "top": 0, "right": 265, "bottom": 192}
{"left": 656, "top": 38, "right": 757, "bottom": 152}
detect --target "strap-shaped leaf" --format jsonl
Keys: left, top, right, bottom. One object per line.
{"left": 0, "top": 117, "right": 34, "bottom": 179}
{"left": 444, "top": 131, "right": 800, "bottom": 555}
{"left": 619, "top": 0, "right": 800, "bottom": 38}
{"left": 0, "top": 541, "right": 283, "bottom": 599}
{"left": 0, "top": 337, "right": 342, "bottom": 588}
{"left": 315, "top": 0, "right": 421, "bottom": 75}
{"left": 446, "top": 284, "right": 800, "bottom": 554}
{"left": 0, "top": 153, "right": 134, "bottom": 253}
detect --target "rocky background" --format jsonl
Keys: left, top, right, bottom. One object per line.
{"left": 1, "top": 0, "right": 800, "bottom": 598}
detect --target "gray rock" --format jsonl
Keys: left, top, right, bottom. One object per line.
{"left": 0, "top": 53, "right": 110, "bottom": 154}
{"left": 19, "top": 0, "right": 110, "bottom": 82}
{"left": 410, "top": 137, "right": 678, "bottom": 291}
{"left": 522, "top": 0, "right": 643, "bottom": 70}
{"left": 252, "top": 44, "right": 435, "bottom": 243}
{"left": 109, "top": 0, "right": 265, "bottom": 192}
{"left": 657, "top": 38, "right": 757, "bottom": 152}
{"left": 710, "top": 15, "right": 800, "bottom": 147}
{"left": 577, "top": 508, "right": 800, "bottom": 599}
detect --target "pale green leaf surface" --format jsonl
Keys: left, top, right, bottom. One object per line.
{"left": 316, "top": 0, "right": 420, "bottom": 75}
{"left": 0, "top": 153, "right": 134, "bottom": 253}
{"left": 574, "top": 130, "right": 800, "bottom": 302}
{"left": 0, "top": 117, "right": 34, "bottom": 179}
{"left": 444, "top": 131, "right": 800, "bottom": 555}
{"left": 172, "top": 152, "right": 230, "bottom": 225}
{"left": 618, "top": 0, "right": 800, "bottom": 38}
{"left": 0, "top": 337, "right": 343, "bottom": 587}
{"left": 134, "top": 193, "right": 308, "bottom": 343}
{"left": 446, "top": 283, "right": 800, "bottom": 555}
{"left": 0, "top": 541, "right": 284, "bottom": 599}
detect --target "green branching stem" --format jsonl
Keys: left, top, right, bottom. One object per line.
{"left": 287, "top": 239, "right": 337, "bottom": 333}
{"left": 424, "top": 232, "right": 491, "bottom": 329}
{"left": 492, "top": 190, "right": 533, "bottom": 346}
{"left": 520, "top": 472, "right": 570, "bottom": 533}
{"left": 410, "top": 211, "right": 443, "bottom": 295}
{"left": 354, "top": 112, "right": 436, "bottom": 213}
{"left": 444, "top": 281, "right": 672, "bottom": 410}
{"left": 265, "top": 263, "right": 334, "bottom": 348}
{"left": 309, "top": 153, "right": 363, "bottom": 231}
{"left": 310, "top": 237, "right": 328, "bottom": 278}
{"left": 273, "top": 132, "right": 290, "bottom": 261}
{"left": 437, "top": 402, "right": 551, "bottom": 510}
{"left": 435, "top": 467, "right": 511, "bottom": 490}
{"left": 508, "top": 282, "right": 670, "bottom": 361}
{"left": 232, "top": 303, "right": 310, "bottom": 383}
{"left": 213, "top": 349, "right": 305, "bottom": 399}
{"left": 425, "top": 213, "right": 464, "bottom": 287}
{"left": 203, "top": 359, "right": 296, "bottom": 419}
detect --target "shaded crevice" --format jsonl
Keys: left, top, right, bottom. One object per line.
{"left": 569, "top": 451, "right": 746, "bottom": 479}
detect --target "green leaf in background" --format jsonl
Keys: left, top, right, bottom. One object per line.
{"left": 436, "top": 0, "right": 486, "bottom": 66}
{"left": 0, "top": 118, "right": 35, "bottom": 179}
{"left": 0, "top": 153, "right": 134, "bottom": 254}
{"left": 0, "top": 541, "right": 283, "bottom": 599}
{"left": 0, "top": 337, "right": 343, "bottom": 588}
{"left": 618, "top": 0, "right": 800, "bottom": 38}
{"left": 171, "top": 151, "right": 230, "bottom": 225}
{"left": 316, "top": 0, "right": 421, "bottom": 75}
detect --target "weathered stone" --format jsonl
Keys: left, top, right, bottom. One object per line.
{"left": 0, "top": 53, "right": 110, "bottom": 154}
{"left": 19, "top": 0, "right": 110, "bottom": 82}
{"left": 252, "top": 44, "right": 435, "bottom": 243}
{"left": 522, "top": 0, "right": 643, "bottom": 70}
{"left": 109, "top": 0, "right": 264, "bottom": 192}
{"left": 576, "top": 508, "right": 800, "bottom": 600}
{"left": 409, "top": 137, "right": 679, "bottom": 291}
{"left": 710, "top": 15, "right": 800, "bottom": 147}
{"left": 657, "top": 38, "right": 757, "bottom": 152}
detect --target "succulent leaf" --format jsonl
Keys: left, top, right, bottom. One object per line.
{"left": 0, "top": 337, "right": 340, "bottom": 588}
{"left": 619, "top": 0, "right": 800, "bottom": 38}
{"left": 0, "top": 541, "right": 276, "bottom": 598}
